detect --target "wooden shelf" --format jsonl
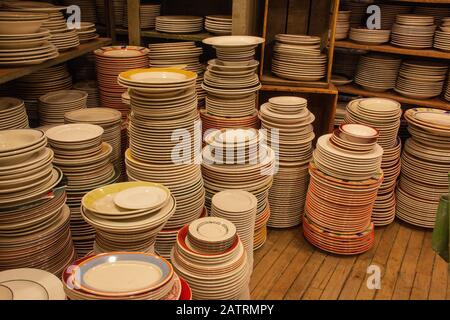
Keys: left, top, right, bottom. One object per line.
{"left": 390, "top": 0, "right": 450, "bottom": 3}
{"left": 261, "top": 73, "right": 330, "bottom": 89}
{"left": 335, "top": 40, "right": 450, "bottom": 60}
{"left": 0, "top": 38, "right": 112, "bottom": 85}
{"left": 261, "top": 82, "right": 338, "bottom": 95}
{"left": 337, "top": 84, "right": 450, "bottom": 110}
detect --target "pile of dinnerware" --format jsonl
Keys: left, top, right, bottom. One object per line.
{"left": 73, "top": 80, "right": 100, "bottom": 107}
{"left": 74, "top": 22, "right": 98, "bottom": 43}
{"left": 202, "top": 36, "right": 264, "bottom": 121}
{"left": 171, "top": 219, "right": 250, "bottom": 300}
{"left": 200, "top": 109, "right": 260, "bottom": 136}
{"left": 336, "top": 11, "right": 350, "bottom": 40}
{"left": 394, "top": 60, "right": 447, "bottom": 99}
{"left": 349, "top": 27, "right": 391, "bottom": 44}
{"left": 62, "top": 0, "right": 96, "bottom": 23}
{"left": 38, "top": 90, "right": 87, "bottom": 125}
{"left": 391, "top": 14, "right": 436, "bottom": 49}
{"left": 349, "top": 1, "right": 369, "bottom": 27}
{"left": 63, "top": 252, "right": 190, "bottom": 300}
{"left": 205, "top": 15, "right": 232, "bottom": 35}
{"left": 355, "top": 54, "right": 402, "bottom": 92}
{"left": 45, "top": 124, "right": 117, "bottom": 256}
{"left": 202, "top": 128, "right": 275, "bottom": 249}
{"left": 148, "top": 42, "right": 205, "bottom": 106}
{"left": 379, "top": 3, "right": 412, "bottom": 29}
{"left": 0, "top": 268, "right": 66, "bottom": 300}
{"left": 94, "top": 46, "right": 149, "bottom": 119}
{"left": 271, "top": 34, "right": 326, "bottom": 82}
{"left": 65, "top": 108, "right": 122, "bottom": 177}
{"left": 81, "top": 182, "right": 175, "bottom": 253}
{"left": 396, "top": 108, "right": 450, "bottom": 228}
{"left": 10, "top": 64, "right": 72, "bottom": 126}
{"left": 124, "top": 3, "right": 161, "bottom": 29}
{"left": 344, "top": 98, "right": 402, "bottom": 226}
{"left": 0, "top": 11, "right": 59, "bottom": 66}
{"left": 415, "top": 6, "right": 450, "bottom": 25}
{"left": 259, "top": 96, "right": 315, "bottom": 228}
{"left": 434, "top": 17, "right": 450, "bottom": 51}
{"left": 0, "top": 128, "right": 73, "bottom": 275}
{"left": 0, "top": 97, "right": 29, "bottom": 130}
{"left": 156, "top": 16, "right": 204, "bottom": 34}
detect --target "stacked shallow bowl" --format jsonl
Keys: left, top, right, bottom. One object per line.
{"left": 391, "top": 14, "right": 436, "bottom": 49}
{"left": 81, "top": 182, "right": 175, "bottom": 254}
{"left": 345, "top": 98, "right": 402, "bottom": 226}
{"left": 0, "top": 128, "right": 73, "bottom": 275}
{"left": 349, "top": 27, "right": 391, "bottom": 45}
{"left": 45, "top": 123, "right": 118, "bottom": 256}
{"left": 39, "top": 90, "right": 87, "bottom": 125}
{"left": 434, "top": 17, "right": 450, "bottom": 51}
{"left": 124, "top": 3, "right": 161, "bottom": 29}
{"left": 205, "top": 15, "right": 232, "bottom": 35}
{"left": 0, "top": 97, "right": 29, "bottom": 130}
{"left": 394, "top": 60, "right": 448, "bottom": 99}
{"left": 200, "top": 109, "right": 260, "bottom": 136}
{"left": 94, "top": 46, "right": 149, "bottom": 119}
{"left": 259, "top": 96, "right": 315, "bottom": 228}
{"left": 355, "top": 54, "right": 402, "bottom": 92}
{"left": 272, "top": 34, "right": 326, "bottom": 81}
{"left": 171, "top": 219, "right": 250, "bottom": 300}
{"left": 396, "top": 108, "right": 450, "bottom": 228}
{"left": 156, "top": 16, "right": 203, "bottom": 34}
{"left": 336, "top": 11, "right": 350, "bottom": 40}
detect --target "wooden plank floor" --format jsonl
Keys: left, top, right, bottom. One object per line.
{"left": 250, "top": 219, "right": 450, "bottom": 300}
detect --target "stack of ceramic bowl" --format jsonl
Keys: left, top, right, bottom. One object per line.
{"left": 74, "top": 22, "right": 98, "bottom": 43}
{"left": 171, "top": 220, "right": 250, "bottom": 300}
{"left": 73, "top": 80, "right": 100, "bottom": 107}
{"left": 81, "top": 182, "right": 175, "bottom": 254}
{"left": 148, "top": 42, "right": 205, "bottom": 106}
{"left": 259, "top": 96, "right": 315, "bottom": 228}
{"left": 379, "top": 3, "right": 412, "bottom": 29}
{"left": 345, "top": 98, "right": 402, "bottom": 226}
{"left": 62, "top": 0, "right": 97, "bottom": 23}
{"left": 336, "top": 11, "right": 350, "bottom": 40}
{"left": 94, "top": 46, "right": 149, "bottom": 119}
{"left": 200, "top": 109, "right": 260, "bottom": 136}
{"left": 349, "top": 27, "right": 391, "bottom": 44}
{"left": 272, "top": 34, "right": 326, "bottom": 81}
{"left": 0, "top": 97, "right": 29, "bottom": 129}
{"left": 123, "top": 3, "right": 161, "bottom": 29}
{"left": 63, "top": 252, "right": 189, "bottom": 300}
{"left": 434, "top": 18, "right": 450, "bottom": 51}
{"left": 156, "top": 16, "right": 204, "bottom": 34}
{"left": 0, "top": 268, "right": 66, "bottom": 300}
{"left": 202, "top": 128, "right": 275, "bottom": 250}
{"left": 205, "top": 15, "right": 232, "bottom": 35}
{"left": 0, "top": 11, "right": 59, "bottom": 66}
{"left": 415, "top": 6, "right": 450, "bottom": 25}
{"left": 355, "top": 54, "right": 402, "bottom": 92}
{"left": 0, "top": 129, "right": 73, "bottom": 275}
{"left": 396, "top": 108, "right": 450, "bottom": 228}
{"left": 10, "top": 64, "right": 72, "bottom": 126}
{"left": 395, "top": 60, "right": 447, "bottom": 99}
{"left": 64, "top": 108, "right": 122, "bottom": 176}
{"left": 45, "top": 123, "right": 118, "bottom": 256}
{"left": 349, "top": 1, "right": 369, "bottom": 27}
{"left": 38, "top": 90, "right": 87, "bottom": 125}
{"left": 391, "top": 14, "right": 436, "bottom": 49}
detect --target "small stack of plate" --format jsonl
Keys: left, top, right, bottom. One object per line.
{"left": 379, "top": 3, "right": 412, "bottom": 29}
{"left": 396, "top": 108, "right": 450, "bottom": 228}
{"left": 391, "top": 14, "right": 436, "bottom": 49}
{"left": 81, "top": 182, "right": 175, "bottom": 253}
{"left": 355, "top": 54, "right": 402, "bottom": 92}
{"left": 73, "top": 80, "right": 100, "bottom": 107}
{"left": 63, "top": 252, "right": 189, "bottom": 300}
{"left": 171, "top": 220, "right": 250, "bottom": 300}
{"left": 336, "top": 11, "right": 350, "bottom": 40}
{"left": 415, "top": 6, "right": 450, "bottom": 25}
{"left": 38, "top": 90, "right": 87, "bottom": 125}
{"left": 94, "top": 46, "right": 149, "bottom": 119}
{"left": 0, "top": 268, "right": 66, "bottom": 300}
{"left": 205, "top": 15, "right": 232, "bottom": 35}
{"left": 259, "top": 96, "right": 315, "bottom": 228}
{"left": 349, "top": 1, "right": 369, "bottom": 27}
{"left": 62, "top": 0, "right": 97, "bottom": 23}
{"left": 0, "top": 97, "right": 29, "bottom": 130}
{"left": 156, "top": 16, "right": 204, "bottom": 34}
{"left": 41, "top": 10, "right": 80, "bottom": 51}
{"left": 123, "top": 3, "right": 161, "bottom": 29}
{"left": 394, "top": 60, "right": 447, "bottom": 99}
{"left": 349, "top": 27, "right": 391, "bottom": 45}
{"left": 74, "top": 22, "right": 98, "bottom": 43}
{"left": 272, "top": 34, "right": 326, "bottom": 81}
{"left": 434, "top": 17, "right": 450, "bottom": 51}
{"left": 200, "top": 109, "right": 260, "bottom": 136}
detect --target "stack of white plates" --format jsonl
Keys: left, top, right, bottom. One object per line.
{"left": 171, "top": 221, "right": 250, "bottom": 300}
{"left": 434, "top": 18, "right": 450, "bottom": 51}
{"left": 0, "top": 97, "right": 29, "bottom": 130}
{"left": 156, "top": 16, "right": 204, "bottom": 34}
{"left": 62, "top": 0, "right": 96, "bottom": 23}
{"left": 38, "top": 90, "right": 87, "bottom": 125}
{"left": 73, "top": 80, "right": 100, "bottom": 107}
{"left": 415, "top": 6, "right": 450, "bottom": 25}
{"left": 205, "top": 15, "right": 232, "bottom": 35}
{"left": 391, "top": 14, "right": 436, "bottom": 49}
{"left": 355, "top": 54, "right": 402, "bottom": 92}
{"left": 124, "top": 3, "right": 161, "bottom": 29}
{"left": 349, "top": 27, "right": 391, "bottom": 44}
{"left": 379, "top": 3, "right": 412, "bottom": 29}
{"left": 81, "top": 182, "right": 175, "bottom": 253}
{"left": 74, "top": 22, "right": 98, "bottom": 43}
{"left": 272, "top": 34, "right": 327, "bottom": 81}
{"left": 336, "top": 11, "right": 350, "bottom": 40}
{"left": 394, "top": 60, "right": 447, "bottom": 99}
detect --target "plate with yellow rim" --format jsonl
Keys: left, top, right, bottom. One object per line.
{"left": 118, "top": 68, "right": 197, "bottom": 85}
